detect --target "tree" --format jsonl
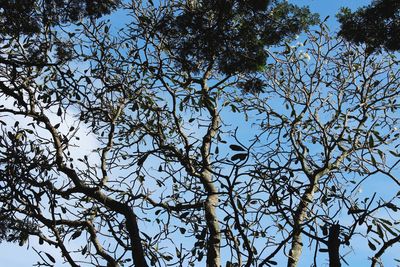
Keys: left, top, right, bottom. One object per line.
{"left": 337, "top": 0, "right": 400, "bottom": 52}
{"left": 1, "top": 1, "right": 400, "bottom": 267}
{"left": 0, "top": 0, "right": 120, "bottom": 35}
{"left": 240, "top": 26, "right": 400, "bottom": 267}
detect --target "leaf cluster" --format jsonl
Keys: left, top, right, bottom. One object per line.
{"left": 0, "top": 0, "right": 120, "bottom": 36}
{"left": 338, "top": 0, "right": 400, "bottom": 52}
{"left": 157, "top": 0, "right": 318, "bottom": 74}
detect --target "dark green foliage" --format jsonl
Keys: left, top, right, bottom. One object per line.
{"left": 0, "top": 0, "right": 40, "bottom": 35}
{"left": 338, "top": 0, "right": 400, "bottom": 52}
{"left": 237, "top": 77, "right": 265, "bottom": 94}
{"left": 244, "top": 0, "right": 271, "bottom": 11}
{"left": 0, "top": 0, "right": 120, "bottom": 35}
{"left": 158, "top": 0, "right": 318, "bottom": 75}
{"left": 0, "top": 213, "right": 36, "bottom": 245}
{"left": 0, "top": 215, "right": 8, "bottom": 242}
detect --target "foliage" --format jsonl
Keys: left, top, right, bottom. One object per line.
{"left": 156, "top": 0, "right": 319, "bottom": 74}
{"left": 0, "top": 0, "right": 120, "bottom": 35}
{"left": 0, "top": 1, "right": 400, "bottom": 267}
{"left": 338, "top": 0, "right": 400, "bottom": 52}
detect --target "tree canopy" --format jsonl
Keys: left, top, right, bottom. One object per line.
{"left": 338, "top": 0, "right": 400, "bottom": 52}
{"left": 157, "top": 0, "right": 318, "bottom": 74}
{"left": 1, "top": 1, "right": 400, "bottom": 267}
{"left": 0, "top": 0, "right": 120, "bottom": 35}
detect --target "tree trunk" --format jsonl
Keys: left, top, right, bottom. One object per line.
{"left": 328, "top": 224, "right": 341, "bottom": 267}
{"left": 125, "top": 212, "right": 149, "bottom": 267}
{"left": 205, "top": 192, "right": 221, "bottom": 267}
{"left": 200, "top": 78, "right": 221, "bottom": 267}
{"left": 287, "top": 184, "right": 318, "bottom": 267}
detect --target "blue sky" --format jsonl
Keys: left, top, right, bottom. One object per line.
{"left": 291, "top": 0, "right": 371, "bottom": 17}
{"left": 1, "top": 1, "right": 395, "bottom": 267}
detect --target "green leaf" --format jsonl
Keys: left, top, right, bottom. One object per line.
{"left": 386, "top": 203, "right": 398, "bottom": 212}
{"left": 373, "top": 131, "right": 384, "bottom": 142}
{"left": 82, "top": 245, "right": 87, "bottom": 255}
{"left": 19, "top": 231, "right": 28, "bottom": 246}
{"left": 379, "top": 218, "right": 393, "bottom": 226}
{"left": 380, "top": 222, "right": 398, "bottom": 237}
{"left": 371, "top": 155, "right": 377, "bottom": 166}
{"left": 176, "top": 247, "right": 181, "bottom": 258}
{"left": 376, "top": 224, "right": 384, "bottom": 239}
{"left": 71, "top": 230, "right": 82, "bottom": 240}
{"left": 283, "top": 43, "right": 291, "bottom": 54}
{"left": 391, "top": 150, "right": 400, "bottom": 157}
{"left": 231, "top": 153, "right": 248, "bottom": 161}
{"left": 237, "top": 199, "right": 243, "bottom": 210}
{"left": 377, "top": 149, "right": 384, "bottom": 160}
{"left": 45, "top": 252, "right": 56, "bottom": 263}
{"left": 163, "top": 255, "right": 173, "bottom": 261}
{"left": 229, "top": 144, "right": 246, "bottom": 151}
{"left": 369, "top": 135, "right": 374, "bottom": 148}
{"left": 368, "top": 240, "right": 377, "bottom": 251}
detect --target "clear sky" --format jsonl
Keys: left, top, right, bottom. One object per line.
{"left": 0, "top": 1, "right": 388, "bottom": 267}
